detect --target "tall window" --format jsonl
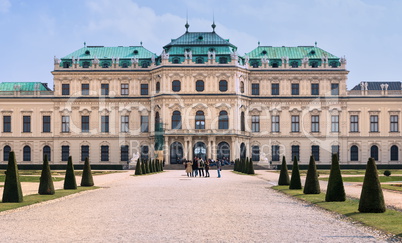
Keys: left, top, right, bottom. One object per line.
{"left": 156, "top": 82, "right": 160, "bottom": 93}
{"left": 312, "top": 145, "right": 320, "bottom": 161}
{"left": 331, "top": 115, "right": 339, "bottom": 132}
{"left": 271, "top": 115, "right": 280, "bottom": 132}
{"left": 311, "top": 83, "right": 319, "bottom": 95}
{"left": 141, "top": 146, "right": 149, "bottom": 160}
{"left": 240, "top": 112, "right": 245, "bottom": 131}
{"left": 121, "top": 84, "right": 129, "bottom": 95}
{"left": 331, "top": 145, "right": 340, "bottom": 156}
{"left": 141, "top": 84, "right": 148, "bottom": 95}
{"left": 252, "top": 83, "right": 259, "bottom": 95}
{"left": 23, "top": 116, "right": 31, "bottom": 132}
{"left": 218, "top": 111, "right": 229, "bottom": 129}
{"left": 3, "top": 116, "right": 11, "bottom": 132}
{"left": 291, "top": 145, "right": 300, "bottom": 161}
{"left": 101, "top": 145, "right": 109, "bottom": 161}
{"left": 351, "top": 145, "right": 359, "bottom": 161}
{"left": 391, "top": 145, "right": 399, "bottom": 161}
{"left": 43, "top": 116, "right": 51, "bottom": 132}
{"left": 331, "top": 83, "right": 339, "bottom": 95}
{"left": 291, "top": 115, "right": 299, "bottom": 132}
{"left": 350, "top": 115, "right": 359, "bottom": 132}
{"left": 101, "top": 84, "right": 109, "bottom": 95}
{"left": 61, "top": 145, "right": 69, "bottom": 161}
{"left": 171, "top": 111, "right": 181, "bottom": 129}
{"left": 43, "top": 145, "right": 51, "bottom": 161}
{"left": 252, "top": 146, "right": 260, "bottom": 161}
{"left": 81, "top": 145, "right": 89, "bottom": 161}
{"left": 23, "top": 145, "right": 31, "bottom": 161}
{"left": 3, "top": 145, "right": 11, "bottom": 161}
{"left": 62, "top": 116, "right": 70, "bottom": 133}
{"left": 81, "top": 116, "right": 89, "bottom": 133}
{"left": 370, "top": 145, "right": 379, "bottom": 161}
{"left": 81, "top": 84, "right": 89, "bottom": 95}
{"left": 271, "top": 83, "right": 279, "bottom": 95}
{"left": 195, "top": 111, "right": 205, "bottom": 129}
{"left": 121, "top": 115, "right": 129, "bottom": 133}
{"left": 272, "top": 145, "right": 280, "bottom": 161}
{"left": 121, "top": 145, "right": 129, "bottom": 162}
{"left": 370, "top": 115, "right": 379, "bottom": 132}
{"left": 62, "top": 84, "right": 70, "bottom": 95}
{"left": 390, "top": 115, "right": 399, "bottom": 132}
{"left": 252, "top": 115, "right": 260, "bottom": 132}
{"left": 101, "top": 116, "right": 109, "bottom": 133}
{"left": 196, "top": 80, "right": 204, "bottom": 92}
{"left": 311, "top": 115, "right": 319, "bottom": 132}
{"left": 291, "top": 83, "right": 299, "bottom": 95}
{"left": 240, "top": 81, "right": 245, "bottom": 93}
{"left": 219, "top": 80, "right": 228, "bottom": 92}
{"left": 141, "top": 116, "right": 149, "bottom": 132}
{"left": 172, "top": 80, "right": 181, "bottom": 92}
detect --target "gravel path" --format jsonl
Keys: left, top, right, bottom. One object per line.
{"left": 0, "top": 170, "right": 387, "bottom": 242}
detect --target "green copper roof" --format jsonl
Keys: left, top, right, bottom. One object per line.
{"left": 167, "top": 46, "right": 233, "bottom": 55}
{"left": 246, "top": 46, "right": 338, "bottom": 59}
{"left": 61, "top": 46, "right": 156, "bottom": 59}
{"left": 164, "top": 32, "right": 237, "bottom": 49}
{"left": 0, "top": 82, "right": 51, "bottom": 91}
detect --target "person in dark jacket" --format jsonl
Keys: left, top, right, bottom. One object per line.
{"left": 205, "top": 159, "right": 210, "bottom": 177}
{"left": 192, "top": 157, "right": 198, "bottom": 177}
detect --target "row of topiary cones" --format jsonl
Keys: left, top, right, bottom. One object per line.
{"left": 278, "top": 154, "right": 385, "bottom": 213}
{"left": 2, "top": 151, "right": 94, "bottom": 203}
{"left": 134, "top": 158, "right": 164, "bottom": 175}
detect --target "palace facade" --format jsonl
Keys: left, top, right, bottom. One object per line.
{"left": 1, "top": 25, "right": 401, "bottom": 167}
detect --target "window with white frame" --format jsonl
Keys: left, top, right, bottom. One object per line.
{"left": 331, "top": 115, "right": 339, "bottom": 132}
{"left": 271, "top": 115, "right": 280, "bottom": 132}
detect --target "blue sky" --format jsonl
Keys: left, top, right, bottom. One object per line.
{"left": 0, "top": 0, "right": 401, "bottom": 90}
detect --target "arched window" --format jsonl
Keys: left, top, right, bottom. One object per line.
{"left": 240, "top": 81, "right": 244, "bottom": 93}
{"left": 218, "top": 111, "right": 229, "bottom": 129}
{"left": 240, "top": 111, "right": 245, "bottom": 131}
{"left": 290, "top": 61, "right": 298, "bottom": 68}
{"left": 391, "top": 145, "right": 399, "bottom": 161}
{"left": 351, "top": 145, "right": 359, "bottom": 161}
{"left": 172, "top": 111, "right": 182, "bottom": 129}
{"left": 196, "top": 80, "right": 204, "bottom": 92}
{"left": 102, "top": 62, "right": 109, "bottom": 68}
{"left": 82, "top": 61, "right": 90, "bottom": 68}
{"left": 251, "top": 61, "right": 259, "bottom": 68}
{"left": 101, "top": 145, "right": 109, "bottom": 161}
{"left": 23, "top": 145, "right": 31, "bottom": 161}
{"left": 196, "top": 57, "right": 204, "bottom": 64}
{"left": 121, "top": 145, "right": 129, "bottom": 162}
{"left": 63, "top": 62, "right": 70, "bottom": 68}
{"left": 43, "top": 145, "right": 51, "bottom": 161}
{"left": 3, "top": 145, "right": 11, "bottom": 161}
{"left": 252, "top": 146, "right": 260, "bottom": 161}
{"left": 172, "top": 58, "right": 180, "bottom": 64}
{"left": 141, "top": 61, "right": 150, "bottom": 68}
{"left": 271, "top": 62, "right": 279, "bottom": 68}
{"left": 240, "top": 143, "right": 246, "bottom": 159}
{"left": 195, "top": 111, "right": 205, "bottom": 129}
{"left": 155, "top": 112, "right": 160, "bottom": 131}
{"left": 172, "top": 80, "right": 181, "bottom": 92}
{"left": 329, "top": 61, "right": 338, "bottom": 68}
{"left": 121, "top": 62, "right": 129, "bottom": 68}
{"left": 219, "top": 80, "right": 228, "bottom": 92}
{"left": 310, "top": 61, "right": 319, "bottom": 68}
{"left": 370, "top": 145, "right": 379, "bottom": 161}
{"left": 141, "top": 145, "right": 149, "bottom": 160}
{"left": 156, "top": 82, "right": 160, "bottom": 93}
{"left": 219, "top": 57, "right": 228, "bottom": 64}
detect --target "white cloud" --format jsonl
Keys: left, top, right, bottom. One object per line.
{"left": 0, "top": 0, "right": 11, "bottom": 13}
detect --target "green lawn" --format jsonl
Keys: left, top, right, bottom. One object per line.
{"left": 272, "top": 170, "right": 402, "bottom": 176}
{"left": 381, "top": 184, "right": 402, "bottom": 192}
{"left": 0, "top": 186, "right": 98, "bottom": 212}
{"left": 273, "top": 186, "right": 402, "bottom": 238}
{"left": 320, "top": 176, "right": 402, "bottom": 183}
{"left": 0, "top": 175, "right": 64, "bottom": 183}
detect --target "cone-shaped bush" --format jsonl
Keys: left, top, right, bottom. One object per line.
{"left": 303, "top": 155, "right": 320, "bottom": 194}
{"left": 64, "top": 156, "right": 77, "bottom": 190}
{"left": 243, "top": 158, "right": 248, "bottom": 173}
{"left": 238, "top": 159, "right": 243, "bottom": 173}
{"left": 134, "top": 158, "right": 142, "bottom": 175}
{"left": 155, "top": 159, "right": 159, "bottom": 172}
{"left": 161, "top": 160, "right": 164, "bottom": 171}
{"left": 145, "top": 160, "right": 150, "bottom": 174}
{"left": 247, "top": 158, "right": 255, "bottom": 174}
{"left": 81, "top": 157, "right": 94, "bottom": 186}
{"left": 278, "top": 156, "right": 290, "bottom": 185}
{"left": 38, "top": 154, "right": 55, "bottom": 195}
{"left": 289, "top": 156, "right": 302, "bottom": 189}
{"left": 153, "top": 159, "right": 157, "bottom": 172}
{"left": 2, "top": 151, "right": 23, "bottom": 202}
{"left": 141, "top": 160, "right": 146, "bottom": 174}
{"left": 325, "top": 153, "right": 345, "bottom": 202}
{"left": 358, "top": 158, "right": 386, "bottom": 213}
{"left": 235, "top": 159, "right": 239, "bottom": 172}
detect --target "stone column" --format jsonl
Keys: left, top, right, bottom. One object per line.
{"left": 188, "top": 137, "right": 193, "bottom": 160}
{"left": 183, "top": 139, "right": 188, "bottom": 160}
{"left": 231, "top": 137, "right": 237, "bottom": 160}
{"left": 164, "top": 136, "right": 169, "bottom": 164}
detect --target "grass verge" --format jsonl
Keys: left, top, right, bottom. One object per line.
{"left": 272, "top": 186, "right": 402, "bottom": 238}
{"left": 382, "top": 184, "right": 402, "bottom": 192}
{"left": 319, "top": 176, "right": 402, "bottom": 183}
{"left": 0, "top": 186, "right": 98, "bottom": 213}
{"left": 0, "top": 175, "right": 64, "bottom": 183}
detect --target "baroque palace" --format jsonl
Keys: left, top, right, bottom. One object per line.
{"left": 1, "top": 23, "right": 401, "bottom": 168}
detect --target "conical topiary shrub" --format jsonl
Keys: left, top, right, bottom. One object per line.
{"left": 141, "top": 160, "right": 146, "bottom": 174}
{"left": 289, "top": 156, "right": 302, "bottom": 189}
{"left": 358, "top": 158, "right": 386, "bottom": 213}
{"left": 303, "top": 155, "right": 320, "bottom": 194}
{"left": 325, "top": 153, "right": 345, "bottom": 202}
{"left": 135, "top": 158, "right": 142, "bottom": 175}
{"left": 38, "top": 154, "right": 55, "bottom": 195}
{"left": 2, "top": 151, "right": 23, "bottom": 202}
{"left": 243, "top": 158, "right": 248, "bottom": 174}
{"left": 278, "top": 156, "right": 290, "bottom": 185}
{"left": 146, "top": 160, "right": 150, "bottom": 174}
{"left": 81, "top": 157, "right": 94, "bottom": 186}
{"left": 161, "top": 160, "right": 164, "bottom": 171}
{"left": 247, "top": 158, "right": 255, "bottom": 174}
{"left": 64, "top": 156, "right": 77, "bottom": 189}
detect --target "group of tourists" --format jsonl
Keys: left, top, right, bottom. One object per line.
{"left": 184, "top": 157, "right": 222, "bottom": 178}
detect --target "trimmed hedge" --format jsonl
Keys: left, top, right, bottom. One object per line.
{"left": 303, "top": 155, "right": 320, "bottom": 194}
{"left": 64, "top": 156, "right": 77, "bottom": 190}
{"left": 2, "top": 151, "right": 23, "bottom": 203}
{"left": 38, "top": 154, "right": 55, "bottom": 195}
{"left": 81, "top": 157, "right": 94, "bottom": 187}
{"left": 289, "top": 156, "right": 302, "bottom": 190}
{"left": 325, "top": 153, "right": 345, "bottom": 202}
{"left": 278, "top": 156, "right": 290, "bottom": 185}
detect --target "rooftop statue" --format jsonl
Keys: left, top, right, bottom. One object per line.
{"left": 151, "top": 55, "right": 155, "bottom": 63}
{"left": 54, "top": 56, "right": 60, "bottom": 65}
{"left": 230, "top": 51, "right": 238, "bottom": 60}
{"left": 161, "top": 50, "right": 169, "bottom": 60}
{"left": 340, "top": 56, "right": 347, "bottom": 64}
{"left": 261, "top": 55, "right": 269, "bottom": 64}
{"left": 244, "top": 54, "right": 249, "bottom": 64}
{"left": 302, "top": 57, "right": 309, "bottom": 64}
{"left": 93, "top": 56, "right": 99, "bottom": 64}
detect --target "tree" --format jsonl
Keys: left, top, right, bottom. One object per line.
{"left": 81, "top": 157, "right": 94, "bottom": 186}
{"left": 2, "top": 151, "right": 23, "bottom": 202}
{"left": 278, "top": 156, "right": 290, "bottom": 185}
{"left": 64, "top": 156, "right": 77, "bottom": 189}
{"left": 325, "top": 153, "right": 345, "bottom": 202}
{"left": 303, "top": 155, "right": 320, "bottom": 194}
{"left": 289, "top": 156, "right": 302, "bottom": 190}
{"left": 38, "top": 154, "right": 55, "bottom": 195}
{"left": 247, "top": 158, "right": 255, "bottom": 174}
{"left": 358, "top": 158, "right": 386, "bottom": 213}
{"left": 134, "top": 158, "right": 142, "bottom": 175}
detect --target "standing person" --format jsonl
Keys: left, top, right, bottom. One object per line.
{"left": 192, "top": 157, "right": 198, "bottom": 177}
{"left": 185, "top": 160, "right": 193, "bottom": 177}
{"left": 198, "top": 158, "right": 205, "bottom": 177}
{"left": 217, "top": 159, "right": 222, "bottom": 178}
{"left": 205, "top": 159, "right": 210, "bottom": 177}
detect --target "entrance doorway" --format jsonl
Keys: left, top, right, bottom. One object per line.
{"left": 217, "top": 142, "right": 230, "bottom": 160}
{"left": 170, "top": 142, "right": 183, "bottom": 164}
{"left": 193, "top": 142, "right": 207, "bottom": 160}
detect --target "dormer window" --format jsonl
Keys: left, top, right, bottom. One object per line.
{"left": 102, "top": 62, "right": 109, "bottom": 68}
{"left": 196, "top": 57, "right": 204, "bottom": 64}
{"left": 133, "top": 50, "right": 139, "bottom": 55}
{"left": 85, "top": 50, "right": 90, "bottom": 55}
{"left": 219, "top": 57, "right": 228, "bottom": 64}
{"left": 141, "top": 61, "right": 150, "bottom": 68}
{"left": 310, "top": 61, "right": 319, "bottom": 68}
{"left": 82, "top": 61, "right": 90, "bottom": 68}
{"left": 172, "top": 57, "right": 180, "bottom": 64}
{"left": 271, "top": 62, "right": 279, "bottom": 68}
{"left": 290, "top": 61, "right": 298, "bottom": 68}
{"left": 63, "top": 62, "right": 70, "bottom": 68}
{"left": 121, "top": 62, "right": 129, "bottom": 68}
{"left": 251, "top": 61, "right": 259, "bottom": 68}
{"left": 329, "top": 61, "right": 338, "bottom": 68}
{"left": 209, "top": 48, "right": 215, "bottom": 52}
{"left": 262, "top": 50, "right": 267, "bottom": 55}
